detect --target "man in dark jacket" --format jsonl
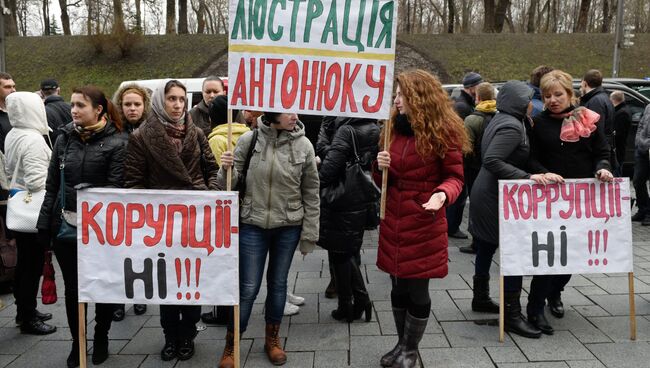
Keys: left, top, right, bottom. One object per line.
{"left": 610, "top": 91, "right": 632, "bottom": 173}
{"left": 189, "top": 76, "right": 224, "bottom": 137}
{"left": 447, "top": 72, "right": 482, "bottom": 239}
{"left": 0, "top": 72, "right": 16, "bottom": 153}
{"left": 453, "top": 72, "right": 482, "bottom": 120}
{"left": 528, "top": 65, "right": 554, "bottom": 117}
{"left": 632, "top": 105, "right": 650, "bottom": 224}
{"left": 41, "top": 79, "right": 72, "bottom": 144}
{"left": 580, "top": 69, "right": 616, "bottom": 170}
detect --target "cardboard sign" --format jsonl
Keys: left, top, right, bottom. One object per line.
{"left": 228, "top": 0, "right": 398, "bottom": 119}
{"left": 76, "top": 189, "right": 239, "bottom": 305}
{"left": 499, "top": 178, "right": 633, "bottom": 276}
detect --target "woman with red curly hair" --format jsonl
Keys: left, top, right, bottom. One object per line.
{"left": 375, "top": 70, "right": 468, "bottom": 368}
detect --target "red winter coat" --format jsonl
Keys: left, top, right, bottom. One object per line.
{"left": 375, "top": 133, "right": 464, "bottom": 279}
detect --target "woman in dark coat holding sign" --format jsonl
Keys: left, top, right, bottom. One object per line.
{"left": 123, "top": 80, "right": 219, "bottom": 362}
{"left": 526, "top": 70, "right": 612, "bottom": 330}
{"left": 37, "top": 86, "right": 126, "bottom": 367}
{"left": 469, "top": 80, "right": 563, "bottom": 339}
{"left": 375, "top": 70, "right": 467, "bottom": 368}
{"left": 318, "top": 117, "right": 379, "bottom": 323}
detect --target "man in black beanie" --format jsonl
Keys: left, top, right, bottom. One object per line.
{"left": 454, "top": 72, "right": 482, "bottom": 120}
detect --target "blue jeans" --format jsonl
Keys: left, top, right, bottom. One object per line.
{"left": 232, "top": 224, "right": 301, "bottom": 333}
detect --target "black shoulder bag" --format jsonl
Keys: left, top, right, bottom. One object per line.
{"left": 56, "top": 139, "right": 77, "bottom": 242}
{"left": 321, "top": 126, "right": 380, "bottom": 208}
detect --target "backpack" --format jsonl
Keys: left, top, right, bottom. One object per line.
{"left": 470, "top": 111, "right": 495, "bottom": 160}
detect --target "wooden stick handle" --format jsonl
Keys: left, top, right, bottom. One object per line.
{"left": 79, "top": 303, "right": 87, "bottom": 368}
{"left": 499, "top": 276, "right": 504, "bottom": 343}
{"left": 629, "top": 272, "right": 637, "bottom": 340}
{"left": 227, "top": 109, "right": 233, "bottom": 192}
{"left": 379, "top": 123, "right": 391, "bottom": 219}
{"left": 234, "top": 305, "right": 241, "bottom": 368}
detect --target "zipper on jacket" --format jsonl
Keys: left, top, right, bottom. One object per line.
{"left": 265, "top": 140, "right": 277, "bottom": 228}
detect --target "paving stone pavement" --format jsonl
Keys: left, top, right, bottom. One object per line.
{"left": 1, "top": 218, "right": 649, "bottom": 367}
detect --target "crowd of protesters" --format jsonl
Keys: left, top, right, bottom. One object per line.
{"left": 0, "top": 62, "right": 645, "bottom": 368}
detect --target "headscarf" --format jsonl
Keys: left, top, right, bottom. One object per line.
{"left": 151, "top": 80, "right": 187, "bottom": 153}
{"left": 151, "top": 80, "right": 186, "bottom": 126}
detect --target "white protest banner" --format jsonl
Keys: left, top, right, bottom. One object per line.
{"left": 499, "top": 178, "right": 633, "bottom": 276}
{"left": 228, "top": 0, "right": 398, "bottom": 119}
{"left": 76, "top": 188, "right": 239, "bottom": 306}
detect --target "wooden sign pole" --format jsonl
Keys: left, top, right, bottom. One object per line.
{"left": 498, "top": 276, "right": 504, "bottom": 343}
{"left": 380, "top": 122, "right": 392, "bottom": 219}
{"left": 628, "top": 272, "right": 637, "bottom": 341}
{"left": 78, "top": 303, "right": 87, "bottom": 368}
{"left": 226, "top": 108, "right": 241, "bottom": 368}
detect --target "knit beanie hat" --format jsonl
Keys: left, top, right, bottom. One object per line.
{"left": 209, "top": 95, "right": 228, "bottom": 128}
{"left": 462, "top": 72, "right": 483, "bottom": 88}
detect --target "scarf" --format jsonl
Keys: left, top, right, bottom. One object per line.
{"left": 552, "top": 106, "right": 600, "bottom": 143}
{"left": 475, "top": 100, "right": 497, "bottom": 114}
{"left": 74, "top": 117, "right": 107, "bottom": 141}
{"left": 394, "top": 114, "right": 414, "bottom": 136}
{"left": 151, "top": 80, "right": 187, "bottom": 152}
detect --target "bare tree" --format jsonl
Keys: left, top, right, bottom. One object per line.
{"left": 526, "top": 0, "right": 538, "bottom": 33}
{"left": 178, "top": 0, "right": 188, "bottom": 33}
{"left": 494, "top": 0, "right": 510, "bottom": 32}
{"left": 446, "top": 0, "right": 455, "bottom": 33}
{"left": 4, "top": 0, "right": 19, "bottom": 35}
{"left": 42, "top": 0, "right": 50, "bottom": 35}
{"left": 113, "top": 0, "right": 125, "bottom": 33}
{"left": 134, "top": 0, "right": 142, "bottom": 31}
{"left": 166, "top": 0, "right": 175, "bottom": 33}
{"left": 483, "top": 0, "right": 495, "bottom": 32}
{"left": 574, "top": 0, "right": 591, "bottom": 32}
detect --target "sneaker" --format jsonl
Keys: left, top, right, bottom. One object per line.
{"left": 287, "top": 292, "right": 305, "bottom": 306}
{"left": 283, "top": 302, "right": 299, "bottom": 316}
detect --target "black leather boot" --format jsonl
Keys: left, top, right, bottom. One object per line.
{"left": 527, "top": 312, "right": 554, "bottom": 335}
{"left": 391, "top": 312, "right": 428, "bottom": 368}
{"left": 504, "top": 291, "right": 541, "bottom": 338}
{"left": 351, "top": 258, "right": 372, "bottom": 322}
{"left": 67, "top": 340, "right": 80, "bottom": 368}
{"left": 379, "top": 307, "right": 406, "bottom": 367}
{"left": 331, "top": 257, "right": 354, "bottom": 323}
{"left": 471, "top": 275, "right": 499, "bottom": 313}
{"left": 547, "top": 295, "right": 565, "bottom": 318}
{"left": 92, "top": 336, "right": 109, "bottom": 365}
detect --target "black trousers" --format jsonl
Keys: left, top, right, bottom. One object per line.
{"left": 54, "top": 239, "right": 116, "bottom": 341}
{"left": 160, "top": 305, "right": 201, "bottom": 342}
{"left": 13, "top": 231, "right": 44, "bottom": 321}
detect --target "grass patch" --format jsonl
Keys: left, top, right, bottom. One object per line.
{"left": 399, "top": 33, "right": 650, "bottom": 83}
{"left": 7, "top": 34, "right": 228, "bottom": 99}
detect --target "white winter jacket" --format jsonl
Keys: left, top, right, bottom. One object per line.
{"left": 4, "top": 92, "right": 52, "bottom": 192}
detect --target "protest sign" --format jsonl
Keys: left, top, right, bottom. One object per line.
{"left": 228, "top": 0, "right": 398, "bottom": 119}
{"left": 499, "top": 178, "right": 633, "bottom": 276}
{"left": 76, "top": 188, "right": 239, "bottom": 306}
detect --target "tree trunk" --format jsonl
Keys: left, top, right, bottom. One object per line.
{"left": 113, "top": 0, "right": 126, "bottom": 33}
{"left": 178, "top": 0, "right": 188, "bottom": 34}
{"left": 494, "top": 0, "right": 510, "bottom": 33}
{"left": 483, "top": 0, "right": 495, "bottom": 32}
{"left": 550, "top": 0, "right": 558, "bottom": 33}
{"left": 135, "top": 0, "right": 142, "bottom": 31}
{"left": 43, "top": 0, "right": 50, "bottom": 35}
{"left": 574, "top": 0, "right": 591, "bottom": 32}
{"left": 58, "top": 0, "right": 71, "bottom": 35}
{"left": 526, "top": 0, "right": 538, "bottom": 33}
{"left": 86, "top": 0, "right": 92, "bottom": 35}
{"left": 447, "top": 0, "right": 455, "bottom": 33}
{"left": 3, "top": 0, "right": 18, "bottom": 36}
{"left": 194, "top": 0, "right": 206, "bottom": 34}
{"left": 166, "top": 0, "right": 176, "bottom": 34}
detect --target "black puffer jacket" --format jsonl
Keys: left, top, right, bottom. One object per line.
{"left": 318, "top": 117, "right": 379, "bottom": 253}
{"left": 44, "top": 95, "right": 72, "bottom": 143}
{"left": 453, "top": 90, "right": 475, "bottom": 120}
{"left": 37, "top": 121, "right": 127, "bottom": 234}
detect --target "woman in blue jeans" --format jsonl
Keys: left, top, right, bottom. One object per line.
{"left": 217, "top": 112, "right": 320, "bottom": 367}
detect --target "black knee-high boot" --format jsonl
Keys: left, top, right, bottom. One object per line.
{"left": 350, "top": 257, "right": 372, "bottom": 321}
{"left": 331, "top": 257, "right": 353, "bottom": 322}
